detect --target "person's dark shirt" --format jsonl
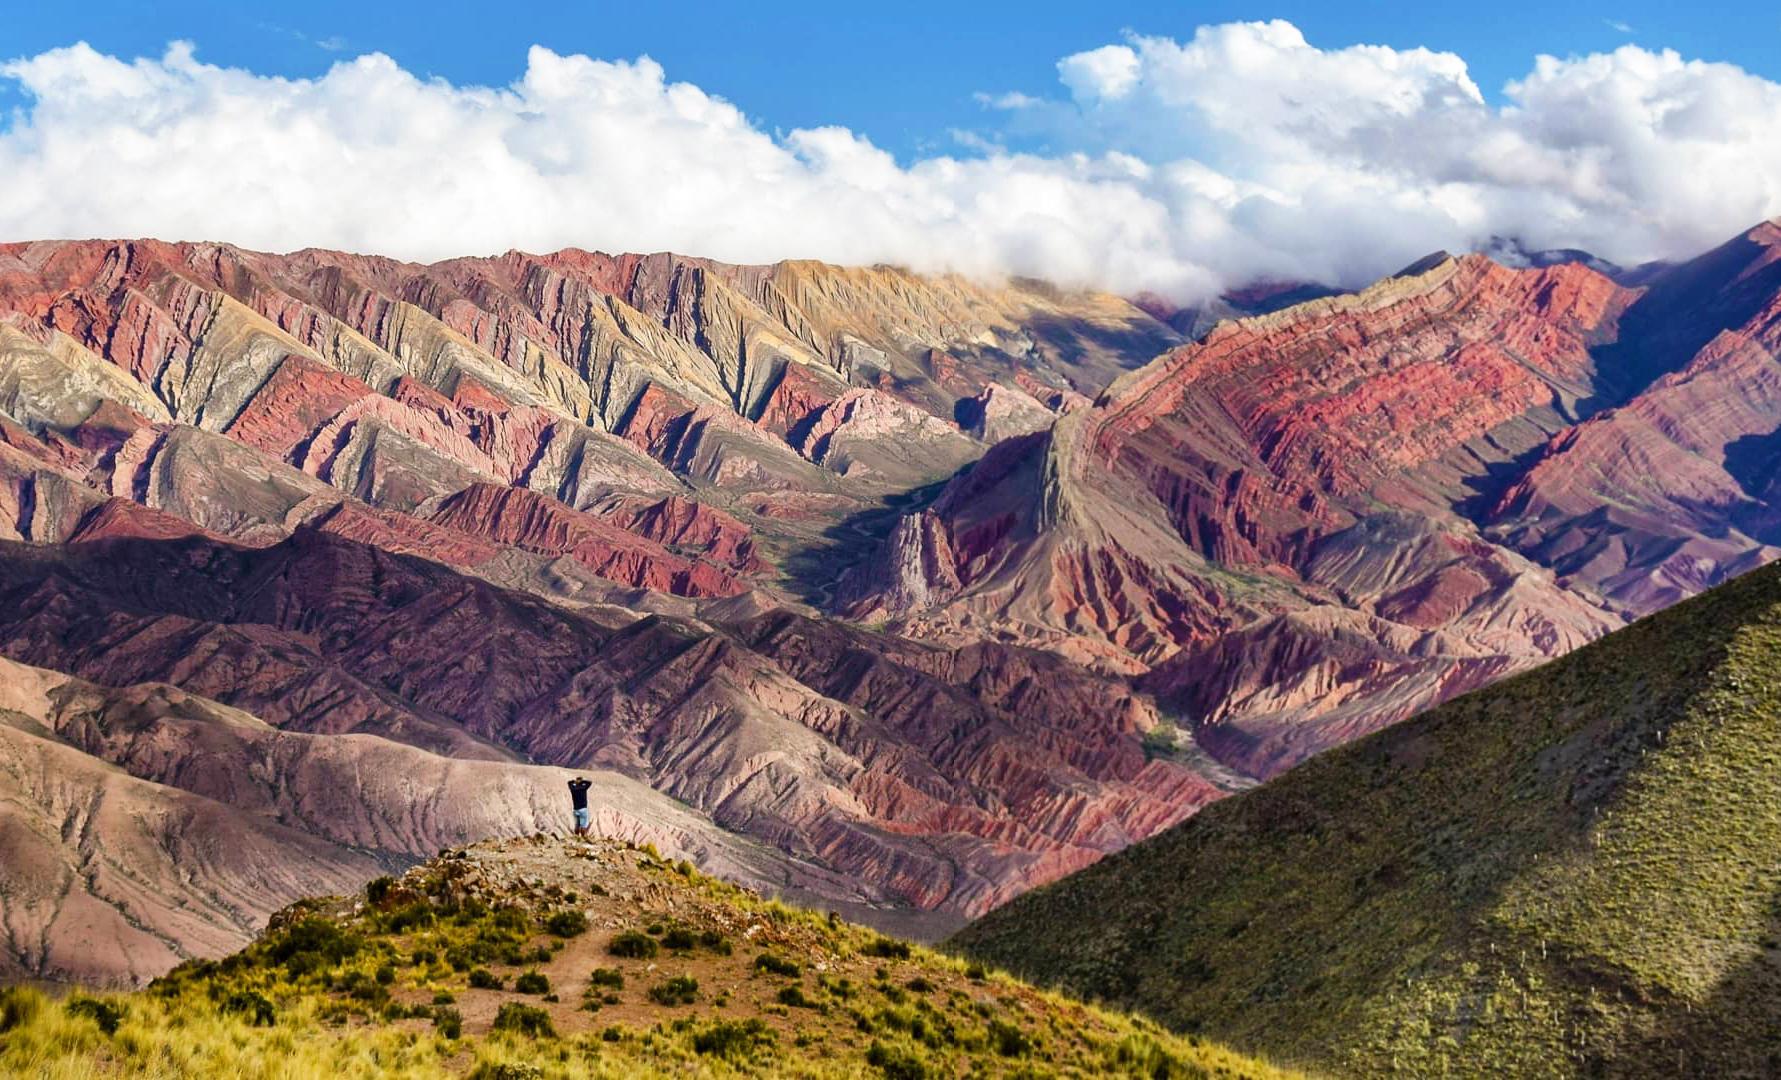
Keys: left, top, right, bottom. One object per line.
{"left": 568, "top": 778, "right": 592, "bottom": 810}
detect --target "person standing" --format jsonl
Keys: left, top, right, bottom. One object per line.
{"left": 568, "top": 777, "right": 593, "bottom": 837}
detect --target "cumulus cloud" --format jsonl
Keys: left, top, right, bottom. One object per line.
{"left": 1, "top": 22, "right": 1779, "bottom": 302}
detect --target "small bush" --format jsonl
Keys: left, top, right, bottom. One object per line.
{"left": 647, "top": 975, "right": 699, "bottom": 1006}
{"left": 988, "top": 1019, "right": 1031, "bottom": 1057}
{"left": 514, "top": 970, "right": 551, "bottom": 995}
{"left": 383, "top": 902, "right": 435, "bottom": 934}
{"left": 491, "top": 907, "right": 529, "bottom": 933}
{"left": 338, "top": 970, "right": 389, "bottom": 1006}
{"left": 777, "top": 985, "right": 816, "bottom": 1008}
{"left": 544, "top": 910, "right": 588, "bottom": 938}
{"left": 469, "top": 1064, "right": 543, "bottom": 1080}
{"left": 608, "top": 931, "right": 659, "bottom": 959}
{"left": 220, "top": 990, "right": 276, "bottom": 1027}
{"left": 366, "top": 875, "right": 396, "bottom": 905}
{"left": 699, "top": 929, "right": 732, "bottom": 954}
{"left": 867, "top": 1041, "right": 929, "bottom": 1080}
{"left": 433, "top": 1006, "right": 463, "bottom": 1039}
{"left": 411, "top": 948, "right": 438, "bottom": 967}
{"left": 492, "top": 1002, "right": 556, "bottom": 1038}
{"left": 906, "top": 976, "right": 935, "bottom": 994}
{"left": 432, "top": 991, "right": 456, "bottom": 1005}
{"left": 65, "top": 996, "right": 124, "bottom": 1035}
{"left": 754, "top": 953, "right": 801, "bottom": 977}
{"left": 863, "top": 937, "right": 912, "bottom": 960}
{"left": 468, "top": 968, "right": 504, "bottom": 990}
{"left": 661, "top": 926, "right": 697, "bottom": 951}
{"left": 375, "top": 964, "right": 396, "bottom": 985}
{"left": 0, "top": 987, "right": 45, "bottom": 1033}
{"left": 691, "top": 1017, "right": 774, "bottom": 1060}
{"left": 588, "top": 967, "right": 625, "bottom": 989}
{"left": 267, "top": 917, "right": 361, "bottom": 976}
{"left": 964, "top": 963, "right": 987, "bottom": 982}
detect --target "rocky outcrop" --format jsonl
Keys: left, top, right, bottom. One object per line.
{"left": 427, "top": 482, "right": 747, "bottom": 597}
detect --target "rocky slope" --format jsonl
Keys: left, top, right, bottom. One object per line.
{"left": 0, "top": 837, "right": 1293, "bottom": 1079}
{"left": 848, "top": 223, "right": 1781, "bottom": 778}
{"left": 0, "top": 526, "right": 1235, "bottom": 954}
{"left": 953, "top": 556, "right": 1781, "bottom": 1077}
{"left": 0, "top": 655, "right": 883, "bottom": 987}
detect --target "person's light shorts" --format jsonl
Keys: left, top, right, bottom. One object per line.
{"left": 574, "top": 807, "right": 590, "bottom": 830}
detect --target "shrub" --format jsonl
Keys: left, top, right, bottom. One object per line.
{"left": 366, "top": 876, "right": 397, "bottom": 905}
{"left": 338, "top": 970, "right": 390, "bottom": 1006}
{"left": 491, "top": 907, "right": 529, "bottom": 933}
{"left": 492, "top": 1002, "right": 556, "bottom": 1038}
{"left": 65, "top": 996, "right": 124, "bottom": 1035}
{"left": 863, "top": 937, "right": 912, "bottom": 960}
{"left": 544, "top": 909, "right": 587, "bottom": 938}
{"left": 469, "top": 1064, "right": 543, "bottom": 1080}
{"left": 432, "top": 991, "right": 456, "bottom": 1005}
{"left": 383, "top": 902, "right": 435, "bottom": 934}
{"left": 866, "top": 1041, "right": 929, "bottom": 1080}
{"left": 375, "top": 964, "right": 396, "bottom": 985}
{"left": 608, "top": 931, "right": 658, "bottom": 959}
{"left": 588, "top": 967, "right": 625, "bottom": 989}
{"left": 220, "top": 990, "right": 276, "bottom": 1027}
{"left": 514, "top": 970, "right": 551, "bottom": 995}
{"left": 411, "top": 948, "right": 438, "bottom": 967}
{"left": 433, "top": 1006, "right": 463, "bottom": 1039}
{"left": 753, "top": 953, "right": 801, "bottom": 977}
{"left": 988, "top": 1019, "right": 1031, "bottom": 1057}
{"left": 661, "top": 926, "right": 697, "bottom": 951}
{"left": 267, "top": 916, "right": 361, "bottom": 976}
{"left": 468, "top": 968, "right": 504, "bottom": 990}
{"left": 647, "top": 975, "right": 699, "bottom": 1006}
{"left": 690, "top": 1017, "right": 774, "bottom": 1060}
{"left": 699, "top": 929, "right": 732, "bottom": 954}
{"left": 906, "top": 976, "right": 935, "bottom": 994}
{"left": 0, "top": 987, "right": 45, "bottom": 1034}
{"left": 964, "top": 963, "right": 987, "bottom": 981}
{"left": 777, "top": 985, "right": 816, "bottom": 1008}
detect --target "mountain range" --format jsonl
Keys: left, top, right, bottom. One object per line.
{"left": 2, "top": 218, "right": 1779, "bottom": 990}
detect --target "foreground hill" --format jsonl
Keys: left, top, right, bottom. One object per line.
{"left": 952, "top": 558, "right": 1781, "bottom": 1076}
{"left": 0, "top": 837, "right": 1292, "bottom": 1080}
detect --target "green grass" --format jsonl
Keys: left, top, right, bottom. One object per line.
{"left": 953, "top": 559, "right": 1781, "bottom": 1077}
{"left": 1, "top": 836, "right": 1296, "bottom": 1079}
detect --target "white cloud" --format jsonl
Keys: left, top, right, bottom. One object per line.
{"left": 1, "top": 23, "right": 1779, "bottom": 303}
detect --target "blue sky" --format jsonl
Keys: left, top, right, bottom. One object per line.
{"left": 1, "top": 3, "right": 1777, "bottom": 295}
{"left": 3, "top": 0, "right": 1777, "bottom": 160}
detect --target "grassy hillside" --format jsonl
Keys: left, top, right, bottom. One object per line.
{"left": 952, "top": 561, "right": 1781, "bottom": 1077}
{"left": 0, "top": 837, "right": 1291, "bottom": 1079}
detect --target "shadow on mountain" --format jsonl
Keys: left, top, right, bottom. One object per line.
{"left": 777, "top": 475, "right": 955, "bottom": 609}
{"left": 1020, "top": 311, "right": 1181, "bottom": 374}
{"left": 1585, "top": 227, "right": 1781, "bottom": 409}
{"left": 1609, "top": 886, "right": 1781, "bottom": 1077}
